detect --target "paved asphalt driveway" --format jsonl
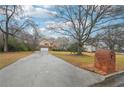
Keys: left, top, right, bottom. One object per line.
{"left": 0, "top": 52, "right": 104, "bottom": 87}
{"left": 91, "top": 73, "right": 124, "bottom": 87}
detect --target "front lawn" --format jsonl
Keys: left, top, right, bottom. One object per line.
{"left": 0, "top": 51, "right": 32, "bottom": 69}
{"left": 50, "top": 51, "right": 124, "bottom": 75}
{"left": 50, "top": 51, "right": 94, "bottom": 66}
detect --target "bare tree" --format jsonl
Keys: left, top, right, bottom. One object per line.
{"left": 48, "top": 5, "right": 117, "bottom": 55}
{"left": 0, "top": 31, "right": 4, "bottom": 51}
{"left": 55, "top": 37, "right": 70, "bottom": 50}
{"left": 97, "top": 26, "right": 124, "bottom": 51}
{"left": 0, "top": 5, "right": 22, "bottom": 52}
{"left": 28, "top": 21, "right": 41, "bottom": 50}
{"left": 85, "top": 35, "right": 101, "bottom": 50}
{"left": 0, "top": 5, "right": 39, "bottom": 52}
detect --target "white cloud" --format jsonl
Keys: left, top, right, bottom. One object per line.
{"left": 46, "top": 21, "right": 72, "bottom": 30}
{"left": 42, "top": 5, "right": 52, "bottom": 9}
{"left": 22, "top": 5, "right": 57, "bottom": 18}
{"left": 40, "top": 28, "right": 46, "bottom": 32}
{"left": 39, "top": 27, "right": 61, "bottom": 38}
{"left": 39, "top": 27, "right": 50, "bottom": 35}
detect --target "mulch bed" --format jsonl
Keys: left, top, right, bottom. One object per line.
{"left": 68, "top": 62, "right": 119, "bottom": 76}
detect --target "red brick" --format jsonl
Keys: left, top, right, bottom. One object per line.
{"left": 95, "top": 49, "right": 116, "bottom": 74}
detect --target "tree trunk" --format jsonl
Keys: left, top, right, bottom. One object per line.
{"left": 4, "top": 15, "right": 9, "bottom": 52}
{"left": 109, "top": 45, "right": 114, "bottom": 51}
{"left": 3, "top": 33, "right": 8, "bottom": 52}
{"left": 77, "top": 42, "right": 82, "bottom": 55}
{"left": 117, "top": 44, "right": 122, "bottom": 52}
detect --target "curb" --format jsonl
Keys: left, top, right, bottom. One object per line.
{"left": 104, "top": 70, "right": 124, "bottom": 80}
{"left": 89, "top": 70, "right": 124, "bottom": 87}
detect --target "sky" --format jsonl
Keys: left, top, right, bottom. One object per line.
{"left": 1, "top": 5, "right": 124, "bottom": 38}
{"left": 22, "top": 5, "right": 61, "bottom": 38}
{"left": 22, "top": 5, "right": 124, "bottom": 38}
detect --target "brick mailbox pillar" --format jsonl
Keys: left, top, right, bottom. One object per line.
{"left": 95, "top": 49, "right": 116, "bottom": 74}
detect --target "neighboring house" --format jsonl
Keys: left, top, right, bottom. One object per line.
{"left": 84, "top": 45, "right": 96, "bottom": 52}
{"left": 121, "top": 48, "right": 124, "bottom": 52}
{"left": 84, "top": 41, "right": 108, "bottom": 52}
{"left": 39, "top": 39, "right": 57, "bottom": 49}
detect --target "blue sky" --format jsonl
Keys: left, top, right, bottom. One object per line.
{"left": 23, "top": 5, "right": 124, "bottom": 38}
{"left": 1, "top": 5, "right": 123, "bottom": 38}
{"left": 21, "top": 5, "right": 59, "bottom": 37}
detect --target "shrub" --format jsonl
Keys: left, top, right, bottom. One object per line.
{"left": 8, "top": 37, "right": 32, "bottom": 52}
{"left": 67, "top": 43, "right": 78, "bottom": 53}
{"left": 52, "top": 48, "right": 66, "bottom": 51}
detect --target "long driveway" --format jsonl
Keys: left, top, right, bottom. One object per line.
{"left": 0, "top": 52, "right": 104, "bottom": 87}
